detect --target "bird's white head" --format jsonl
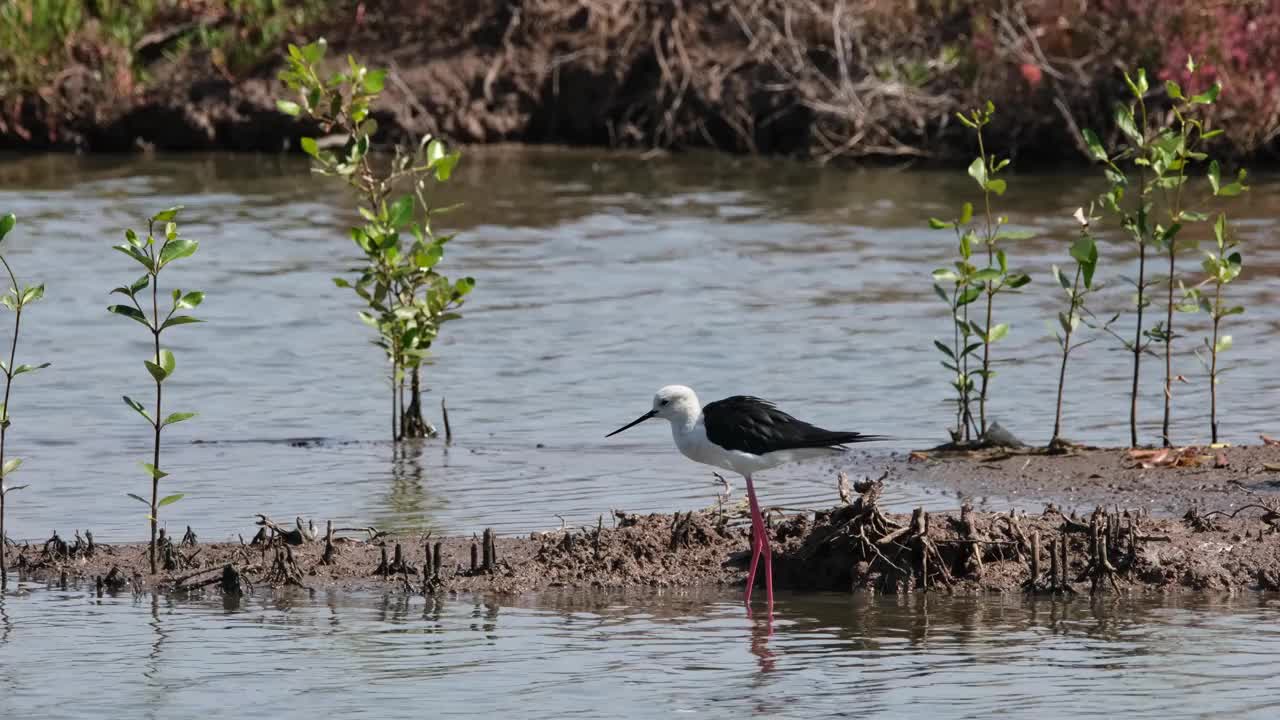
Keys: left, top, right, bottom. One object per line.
{"left": 606, "top": 385, "right": 701, "bottom": 437}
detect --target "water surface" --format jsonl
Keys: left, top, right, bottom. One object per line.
{"left": 0, "top": 150, "right": 1277, "bottom": 541}
{"left": 2, "top": 585, "right": 1278, "bottom": 718}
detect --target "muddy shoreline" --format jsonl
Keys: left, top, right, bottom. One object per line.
{"left": 8, "top": 446, "right": 1280, "bottom": 598}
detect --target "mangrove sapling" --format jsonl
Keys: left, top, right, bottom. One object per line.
{"left": 107, "top": 207, "right": 203, "bottom": 575}
{"left": 276, "top": 39, "right": 475, "bottom": 441}
{"left": 1049, "top": 208, "right": 1100, "bottom": 449}
{"left": 0, "top": 213, "right": 49, "bottom": 584}
{"left": 947, "top": 102, "right": 1032, "bottom": 440}
{"left": 1187, "top": 212, "right": 1245, "bottom": 444}
{"left": 1084, "top": 59, "right": 1242, "bottom": 446}
{"left": 929, "top": 202, "right": 983, "bottom": 443}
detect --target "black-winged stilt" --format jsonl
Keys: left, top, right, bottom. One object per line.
{"left": 606, "top": 385, "right": 884, "bottom": 607}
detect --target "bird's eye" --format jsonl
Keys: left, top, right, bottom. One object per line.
{"left": 660, "top": 399, "right": 669, "bottom": 406}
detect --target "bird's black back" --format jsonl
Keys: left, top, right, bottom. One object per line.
{"left": 701, "top": 395, "right": 881, "bottom": 456}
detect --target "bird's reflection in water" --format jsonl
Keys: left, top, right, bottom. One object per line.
{"left": 749, "top": 608, "right": 777, "bottom": 675}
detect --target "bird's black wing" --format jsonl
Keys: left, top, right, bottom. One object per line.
{"left": 702, "top": 396, "right": 881, "bottom": 456}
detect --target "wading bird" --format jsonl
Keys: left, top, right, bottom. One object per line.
{"left": 606, "top": 385, "right": 884, "bottom": 607}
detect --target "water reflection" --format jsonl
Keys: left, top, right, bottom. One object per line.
{"left": 0, "top": 585, "right": 1278, "bottom": 716}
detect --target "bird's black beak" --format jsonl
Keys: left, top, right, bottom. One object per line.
{"left": 606, "top": 409, "right": 657, "bottom": 438}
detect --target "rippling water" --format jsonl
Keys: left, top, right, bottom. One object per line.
{"left": 0, "top": 150, "right": 1277, "bottom": 542}
{"left": 3, "top": 150, "right": 1280, "bottom": 718}
{"left": 2, "top": 586, "right": 1279, "bottom": 718}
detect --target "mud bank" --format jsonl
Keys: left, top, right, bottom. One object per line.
{"left": 5, "top": 1, "right": 1278, "bottom": 162}
{"left": 8, "top": 464, "right": 1280, "bottom": 597}
{"left": 895, "top": 443, "right": 1280, "bottom": 515}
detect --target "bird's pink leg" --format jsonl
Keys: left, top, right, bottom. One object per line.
{"left": 743, "top": 474, "right": 763, "bottom": 605}
{"left": 744, "top": 474, "right": 774, "bottom": 608}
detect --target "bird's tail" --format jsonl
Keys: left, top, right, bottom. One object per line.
{"left": 829, "top": 432, "right": 890, "bottom": 446}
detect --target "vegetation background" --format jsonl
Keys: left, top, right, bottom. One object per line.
{"left": 2, "top": 0, "right": 1277, "bottom": 164}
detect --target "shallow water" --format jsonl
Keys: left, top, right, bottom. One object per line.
{"left": 2, "top": 585, "right": 1279, "bottom": 718}
{"left": 0, "top": 149, "right": 1277, "bottom": 542}
{"left": 3, "top": 149, "right": 1280, "bottom": 718}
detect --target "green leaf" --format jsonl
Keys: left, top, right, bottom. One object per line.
{"left": 158, "top": 493, "right": 185, "bottom": 507}
{"left": 388, "top": 195, "right": 414, "bottom": 227}
{"left": 126, "top": 492, "right": 151, "bottom": 506}
{"left": 0, "top": 213, "right": 14, "bottom": 241}
{"left": 163, "top": 412, "right": 197, "bottom": 426}
{"left": 1069, "top": 234, "right": 1097, "bottom": 267}
{"left": 159, "top": 238, "right": 198, "bottom": 267}
{"left": 985, "top": 179, "right": 1007, "bottom": 196}
{"left": 1053, "top": 265, "right": 1071, "bottom": 291}
{"left": 434, "top": 152, "right": 461, "bottom": 181}
{"left": 1165, "top": 80, "right": 1183, "bottom": 100}
{"left": 113, "top": 243, "right": 154, "bottom": 272}
{"left": 1, "top": 457, "right": 20, "bottom": 477}
{"left": 301, "top": 38, "right": 326, "bottom": 63}
{"left": 971, "top": 268, "right": 1002, "bottom": 283}
{"left": 158, "top": 349, "right": 176, "bottom": 375}
{"left": 1215, "top": 335, "right": 1233, "bottom": 353}
{"left": 176, "top": 291, "right": 204, "bottom": 309}
{"left": 363, "top": 68, "right": 387, "bottom": 93}
{"left": 1191, "top": 82, "right": 1221, "bottom": 105}
{"left": 149, "top": 207, "right": 182, "bottom": 224}
{"left": 426, "top": 138, "right": 447, "bottom": 167}
{"left": 144, "top": 361, "right": 168, "bottom": 383}
{"left": 1207, "top": 159, "right": 1221, "bottom": 194}
{"left": 1115, "top": 105, "right": 1142, "bottom": 145}
{"left": 1081, "top": 129, "right": 1107, "bottom": 162}
{"left": 131, "top": 274, "right": 150, "bottom": 294}
{"left": 957, "top": 285, "right": 983, "bottom": 306}
{"left": 11, "top": 362, "right": 49, "bottom": 377}
{"left": 19, "top": 284, "right": 43, "bottom": 305}
{"left": 987, "top": 323, "right": 1009, "bottom": 343}
{"left": 161, "top": 315, "right": 203, "bottom": 330}
{"left": 107, "top": 304, "right": 151, "bottom": 328}
{"left": 928, "top": 218, "right": 953, "bottom": 230}
{"left": 123, "top": 395, "right": 155, "bottom": 425}
{"left": 300, "top": 136, "right": 319, "bottom": 158}
{"left": 1006, "top": 273, "right": 1032, "bottom": 289}
{"left": 1223, "top": 306, "right": 1245, "bottom": 316}
{"left": 934, "top": 340, "right": 956, "bottom": 359}
{"left": 967, "top": 157, "right": 987, "bottom": 189}
{"left": 276, "top": 99, "right": 301, "bottom": 116}
{"left": 140, "top": 462, "right": 168, "bottom": 480}
{"left": 959, "top": 202, "right": 974, "bottom": 225}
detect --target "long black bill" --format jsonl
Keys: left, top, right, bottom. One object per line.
{"left": 606, "top": 410, "right": 657, "bottom": 438}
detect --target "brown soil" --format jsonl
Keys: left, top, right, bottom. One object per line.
{"left": 896, "top": 443, "right": 1280, "bottom": 515}
{"left": 8, "top": 456, "right": 1280, "bottom": 598}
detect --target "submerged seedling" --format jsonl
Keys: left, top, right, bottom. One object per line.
{"left": 107, "top": 207, "right": 203, "bottom": 575}
{"left": 1049, "top": 208, "right": 1100, "bottom": 448}
{"left": 277, "top": 39, "right": 475, "bottom": 441}
{"left": 930, "top": 102, "right": 1031, "bottom": 443}
{"left": 0, "top": 213, "right": 49, "bottom": 584}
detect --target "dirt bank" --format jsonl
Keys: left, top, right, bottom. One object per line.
{"left": 4, "top": 1, "right": 1278, "bottom": 163}
{"left": 897, "top": 443, "right": 1280, "bottom": 514}
{"left": 8, "top": 458, "right": 1280, "bottom": 598}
